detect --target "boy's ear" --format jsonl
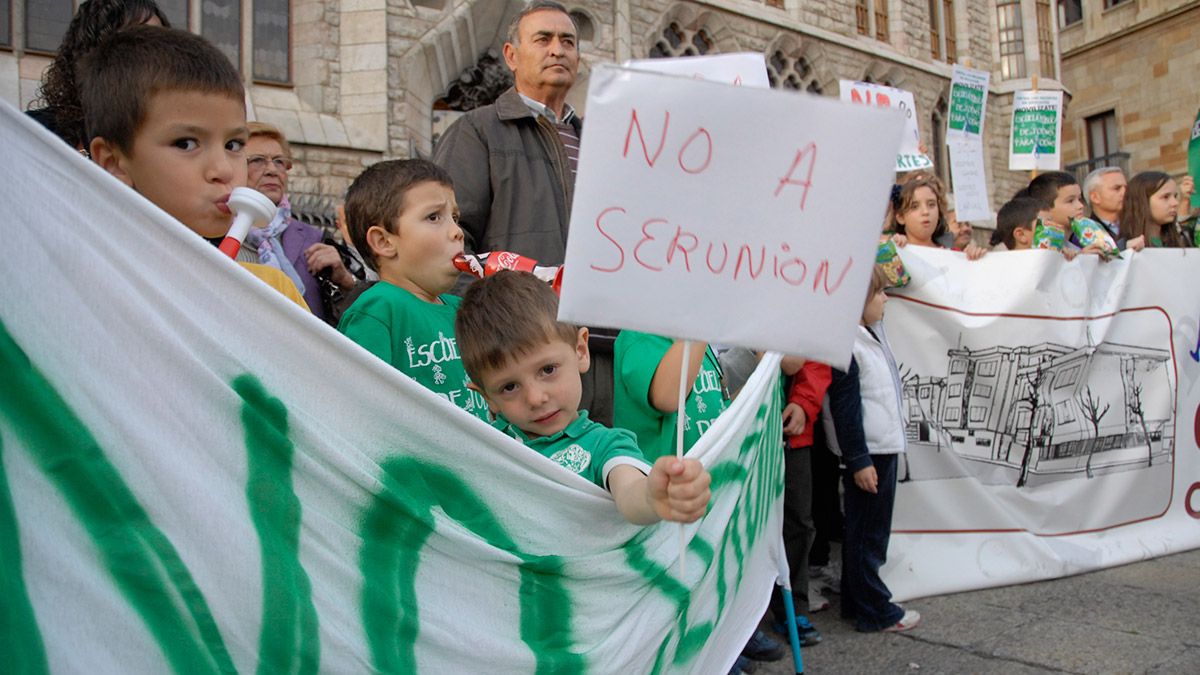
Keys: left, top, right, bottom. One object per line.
{"left": 466, "top": 380, "right": 496, "bottom": 413}
{"left": 89, "top": 137, "right": 133, "bottom": 187}
{"left": 575, "top": 327, "right": 591, "bottom": 374}
{"left": 1014, "top": 225, "right": 1034, "bottom": 246}
{"left": 365, "top": 224, "right": 397, "bottom": 259}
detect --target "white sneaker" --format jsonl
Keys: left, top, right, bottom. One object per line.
{"left": 808, "top": 584, "right": 830, "bottom": 612}
{"left": 882, "top": 609, "right": 921, "bottom": 633}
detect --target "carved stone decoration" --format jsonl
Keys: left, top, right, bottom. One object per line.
{"left": 440, "top": 50, "right": 515, "bottom": 112}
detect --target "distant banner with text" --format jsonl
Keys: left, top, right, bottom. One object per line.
{"left": 1009, "top": 90, "right": 1063, "bottom": 171}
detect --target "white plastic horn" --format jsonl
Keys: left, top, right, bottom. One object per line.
{"left": 218, "top": 187, "right": 277, "bottom": 259}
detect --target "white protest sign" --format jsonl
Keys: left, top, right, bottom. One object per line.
{"left": 948, "top": 139, "right": 993, "bottom": 222}
{"left": 559, "top": 65, "right": 905, "bottom": 367}
{"left": 1009, "top": 90, "right": 1063, "bottom": 170}
{"left": 947, "top": 65, "right": 989, "bottom": 142}
{"left": 622, "top": 52, "right": 771, "bottom": 89}
{"left": 839, "top": 80, "right": 932, "bottom": 171}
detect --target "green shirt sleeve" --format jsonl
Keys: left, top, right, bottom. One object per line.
{"left": 592, "top": 425, "right": 651, "bottom": 490}
{"left": 338, "top": 310, "right": 394, "bottom": 364}
{"left": 617, "top": 331, "right": 669, "bottom": 417}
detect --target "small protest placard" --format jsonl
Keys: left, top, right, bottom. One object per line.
{"left": 948, "top": 140, "right": 992, "bottom": 222}
{"left": 947, "top": 65, "right": 989, "bottom": 140}
{"left": 839, "top": 80, "right": 932, "bottom": 171}
{"left": 558, "top": 65, "right": 905, "bottom": 366}
{"left": 622, "top": 52, "right": 770, "bottom": 89}
{"left": 1009, "top": 90, "right": 1063, "bottom": 171}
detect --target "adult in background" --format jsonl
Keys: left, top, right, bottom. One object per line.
{"left": 244, "top": 122, "right": 356, "bottom": 325}
{"left": 1082, "top": 167, "right": 1126, "bottom": 242}
{"left": 433, "top": 0, "right": 580, "bottom": 264}
{"left": 29, "top": 0, "right": 168, "bottom": 151}
{"left": 433, "top": 1, "right": 621, "bottom": 427}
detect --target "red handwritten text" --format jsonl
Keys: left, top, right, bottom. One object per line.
{"left": 774, "top": 142, "right": 818, "bottom": 210}
{"left": 622, "top": 108, "right": 713, "bottom": 175}
{"left": 590, "top": 206, "right": 852, "bottom": 295}
{"left": 850, "top": 87, "right": 891, "bottom": 108}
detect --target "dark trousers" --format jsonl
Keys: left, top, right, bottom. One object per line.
{"left": 840, "top": 453, "right": 904, "bottom": 632}
{"left": 809, "top": 424, "right": 843, "bottom": 567}
{"left": 580, "top": 338, "right": 614, "bottom": 427}
{"left": 771, "top": 445, "right": 814, "bottom": 621}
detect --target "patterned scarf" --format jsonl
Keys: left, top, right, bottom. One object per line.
{"left": 244, "top": 195, "right": 306, "bottom": 294}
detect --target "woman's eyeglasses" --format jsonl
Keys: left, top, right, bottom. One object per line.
{"left": 247, "top": 155, "right": 292, "bottom": 172}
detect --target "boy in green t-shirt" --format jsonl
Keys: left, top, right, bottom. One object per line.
{"left": 613, "top": 332, "right": 729, "bottom": 462}
{"left": 339, "top": 159, "right": 488, "bottom": 420}
{"left": 456, "top": 271, "right": 711, "bottom": 525}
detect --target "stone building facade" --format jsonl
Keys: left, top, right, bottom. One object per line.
{"left": 1058, "top": 0, "right": 1200, "bottom": 180}
{"left": 3, "top": 0, "right": 1091, "bottom": 224}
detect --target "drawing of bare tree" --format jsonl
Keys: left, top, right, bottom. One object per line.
{"left": 1080, "top": 386, "right": 1111, "bottom": 479}
{"left": 1128, "top": 381, "right": 1153, "bottom": 467}
{"left": 1016, "top": 363, "right": 1049, "bottom": 488}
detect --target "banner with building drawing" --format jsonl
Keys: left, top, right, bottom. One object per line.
{"left": 881, "top": 247, "right": 1200, "bottom": 601}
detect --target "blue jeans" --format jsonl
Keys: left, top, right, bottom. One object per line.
{"left": 840, "top": 453, "right": 904, "bottom": 632}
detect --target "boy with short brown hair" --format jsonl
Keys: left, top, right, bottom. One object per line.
{"left": 79, "top": 25, "right": 307, "bottom": 308}
{"left": 456, "top": 270, "right": 711, "bottom": 525}
{"left": 338, "top": 159, "right": 489, "bottom": 420}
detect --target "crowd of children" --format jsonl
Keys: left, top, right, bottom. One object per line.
{"left": 36, "top": 3, "right": 1200, "bottom": 671}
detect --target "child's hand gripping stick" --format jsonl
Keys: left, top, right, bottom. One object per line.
{"left": 218, "top": 187, "right": 277, "bottom": 259}
{"left": 454, "top": 251, "right": 564, "bottom": 294}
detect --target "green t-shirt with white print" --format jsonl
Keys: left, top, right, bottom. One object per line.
{"left": 338, "top": 281, "right": 488, "bottom": 421}
{"left": 613, "top": 331, "right": 729, "bottom": 462}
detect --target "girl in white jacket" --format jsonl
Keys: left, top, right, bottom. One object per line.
{"left": 825, "top": 265, "right": 921, "bottom": 633}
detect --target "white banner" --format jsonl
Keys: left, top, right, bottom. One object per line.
{"left": 883, "top": 247, "right": 1200, "bottom": 600}
{"left": 621, "top": 52, "right": 771, "bottom": 89}
{"left": 1009, "top": 90, "right": 1064, "bottom": 171}
{"left": 560, "top": 65, "right": 905, "bottom": 367}
{"left": 0, "top": 102, "right": 786, "bottom": 673}
{"left": 839, "top": 80, "right": 933, "bottom": 171}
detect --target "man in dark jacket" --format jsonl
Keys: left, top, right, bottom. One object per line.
{"left": 433, "top": 0, "right": 580, "bottom": 266}
{"left": 435, "top": 1, "right": 627, "bottom": 426}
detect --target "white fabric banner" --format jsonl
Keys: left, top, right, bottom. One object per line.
{"left": 883, "top": 247, "right": 1200, "bottom": 600}
{"left": 0, "top": 102, "right": 786, "bottom": 673}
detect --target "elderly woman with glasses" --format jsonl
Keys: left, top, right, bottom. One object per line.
{"left": 244, "top": 122, "right": 355, "bottom": 324}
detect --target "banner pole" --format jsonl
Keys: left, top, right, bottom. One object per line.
{"left": 676, "top": 340, "right": 692, "bottom": 577}
{"left": 1030, "top": 74, "right": 1040, "bottom": 180}
{"left": 782, "top": 588, "right": 805, "bottom": 673}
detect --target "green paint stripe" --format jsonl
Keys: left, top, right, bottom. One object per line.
{"left": 360, "top": 465, "right": 433, "bottom": 674}
{"left": 362, "top": 458, "right": 582, "bottom": 673}
{"left": 0, "top": 434, "right": 50, "bottom": 674}
{"left": 235, "top": 375, "right": 320, "bottom": 675}
{"left": 687, "top": 533, "right": 715, "bottom": 568}
{"left": 0, "top": 320, "right": 234, "bottom": 674}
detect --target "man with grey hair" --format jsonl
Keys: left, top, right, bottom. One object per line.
{"left": 1082, "top": 166, "right": 1126, "bottom": 242}
{"left": 434, "top": 0, "right": 581, "bottom": 266}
